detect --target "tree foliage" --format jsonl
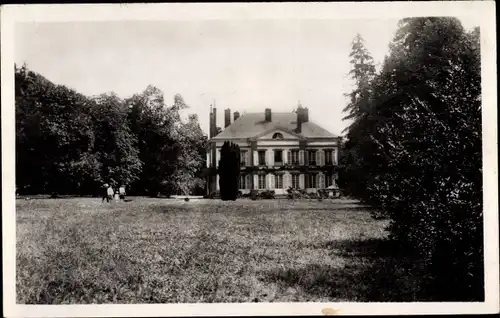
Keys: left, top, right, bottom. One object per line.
{"left": 218, "top": 141, "right": 240, "bottom": 201}
{"left": 91, "top": 92, "right": 142, "bottom": 188}
{"left": 16, "top": 64, "right": 100, "bottom": 194}
{"left": 15, "top": 66, "right": 207, "bottom": 197}
{"left": 337, "top": 34, "right": 378, "bottom": 198}
{"left": 340, "top": 19, "right": 483, "bottom": 300}
{"left": 342, "top": 33, "right": 376, "bottom": 125}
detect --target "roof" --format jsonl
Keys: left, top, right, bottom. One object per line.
{"left": 211, "top": 112, "right": 337, "bottom": 140}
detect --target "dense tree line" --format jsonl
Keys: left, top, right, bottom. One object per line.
{"left": 338, "top": 18, "right": 483, "bottom": 300}
{"left": 15, "top": 64, "right": 207, "bottom": 196}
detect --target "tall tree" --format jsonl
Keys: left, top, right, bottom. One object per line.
{"left": 126, "top": 89, "right": 207, "bottom": 196}
{"left": 91, "top": 93, "right": 142, "bottom": 188}
{"left": 342, "top": 33, "right": 376, "bottom": 126}
{"left": 338, "top": 34, "right": 378, "bottom": 198}
{"left": 126, "top": 86, "right": 175, "bottom": 196}
{"left": 360, "top": 18, "right": 482, "bottom": 300}
{"left": 15, "top": 65, "right": 99, "bottom": 195}
{"left": 170, "top": 114, "right": 207, "bottom": 196}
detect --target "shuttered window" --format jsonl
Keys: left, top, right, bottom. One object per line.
{"left": 290, "top": 150, "right": 299, "bottom": 164}
{"left": 258, "top": 151, "right": 266, "bottom": 166}
{"left": 325, "top": 150, "right": 332, "bottom": 165}
{"left": 258, "top": 175, "right": 266, "bottom": 189}
{"left": 291, "top": 174, "right": 300, "bottom": 189}
{"left": 308, "top": 150, "right": 317, "bottom": 165}
{"left": 239, "top": 175, "right": 246, "bottom": 189}
{"left": 299, "top": 150, "right": 305, "bottom": 165}
{"left": 309, "top": 174, "right": 317, "bottom": 188}
{"left": 246, "top": 175, "right": 251, "bottom": 189}
{"left": 284, "top": 173, "right": 291, "bottom": 189}
{"left": 274, "top": 150, "right": 283, "bottom": 165}
{"left": 318, "top": 150, "right": 325, "bottom": 166}
{"left": 325, "top": 174, "right": 333, "bottom": 187}
{"left": 240, "top": 150, "right": 248, "bottom": 166}
{"left": 318, "top": 174, "right": 325, "bottom": 189}
{"left": 275, "top": 174, "right": 283, "bottom": 189}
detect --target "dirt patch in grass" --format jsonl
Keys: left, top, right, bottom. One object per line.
{"left": 16, "top": 198, "right": 420, "bottom": 303}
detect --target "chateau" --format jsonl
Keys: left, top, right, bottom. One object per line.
{"left": 206, "top": 105, "right": 342, "bottom": 196}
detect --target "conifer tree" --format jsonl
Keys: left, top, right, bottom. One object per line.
{"left": 342, "top": 33, "right": 376, "bottom": 127}
{"left": 218, "top": 141, "right": 240, "bottom": 201}
{"left": 338, "top": 34, "right": 377, "bottom": 198}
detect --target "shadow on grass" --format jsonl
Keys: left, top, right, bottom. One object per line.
{"left": 314, "top": 238, "right": 408, "bottom": 258}
{"left": 260, "top": 238, "right": 422, "bottom": 302}
{"left": 286, "top": 206, "right": 377, "bottom": 212}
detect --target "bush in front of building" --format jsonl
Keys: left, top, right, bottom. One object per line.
{"left": 259, "top": 190, "right": 275, "bottom": 199}
{"left": 218, "top": 141, "right": 241, "bottom": 201}
{"left": 250, "top": 190, "right": 259, "bottom": 200}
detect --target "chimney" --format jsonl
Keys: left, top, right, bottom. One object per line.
{"left": 303, "top": 107, "right": 309, "bottom": 122}
{"left": 233, "top": 111, "right": 240, "bottom": 121}
{"left": 209, "top": 106, "right": 213, "bottom": 138}
{"left": 224, "top": 109, "right": 231, "bottom": 128}
{"left": 265, "top": 108, "right": 272, "bottom": 122}
{"left": 296, "top": 107, "right": 303, "bottom": 133}
{"left": 212, "top": 105, "right": 217, "bottom": 136}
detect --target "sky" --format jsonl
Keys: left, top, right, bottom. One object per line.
{"left": 15, "top": 18, "right": 478, "bottom": 137}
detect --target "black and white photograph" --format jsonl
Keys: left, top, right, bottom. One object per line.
{"left": 1, "top": 2, "right": 498, "bottom": 316}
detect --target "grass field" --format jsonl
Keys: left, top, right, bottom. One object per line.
{"left": 16, "top": 197, "right": 422, "bottom": 304}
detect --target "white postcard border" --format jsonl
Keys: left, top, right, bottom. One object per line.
{"left": 2, "top": 2, "right": 498, "bottom": 316}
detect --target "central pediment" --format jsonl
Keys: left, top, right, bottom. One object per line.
{"left": 251, "top": 127, "right": 304, "bottom": 141}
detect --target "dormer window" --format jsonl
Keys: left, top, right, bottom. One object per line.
{"left": 272, "top": 132, "right": 284, "bottom": 140}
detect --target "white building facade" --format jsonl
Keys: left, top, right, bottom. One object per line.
{"left": 207, "top": 106, "right": 341, "bottom": 196}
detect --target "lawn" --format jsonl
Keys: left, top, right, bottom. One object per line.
{"left": 16, "top": 197, "right": 422, "bottom": 304}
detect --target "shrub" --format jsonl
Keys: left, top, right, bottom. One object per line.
{"left": 259, "top": 190, "right": 275, "bottom": 199}
{"left": 250, "top": 190, "right": 259, "bottom": 200}
{"left": 317, "top": 189, "right": 328, "bottom": 199}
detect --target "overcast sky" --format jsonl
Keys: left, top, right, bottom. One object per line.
{"left": 15, "top": 18, "right": 478, "bottom": 136}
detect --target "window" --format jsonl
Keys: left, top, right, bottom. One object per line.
{"left": 258, "top": 174, "right": 266, "bottom": 189}
{"left": 308, "top": 150, "right": 317, "bottom": 165}
{"left": 275, "top": 174, "right": 283, "bottom": 189}
{"left": 239, "top": 175, "right": 247, "bottom": 189}
{"left": 272, "top": 132, "right": 284, "bottom": 140}
{"left": 274, "top": 150, "right": 283, "bottom": 165}
{"left": 324, "top": 150, "right": 332, "bottom": 165}
{"left": 309, "top": 174, "right": 317, "bottom": 188}
{"left": 325, "top": 174, "right": 333, "bottom": 187}
{"left": 241, "top": 150, "right": 248, "bottom": 166}
{"left": 258, "top": 150, "right": 266, "bottom": 166}
{"left": 290, "top": 150, "right": 299, "bottom": 165}
{"left": 292, "top": 174, "right": 300, "bottom": 189}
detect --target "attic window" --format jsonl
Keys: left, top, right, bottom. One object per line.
{"left": 272, "top": 133, "right": 284, "bottom": 140}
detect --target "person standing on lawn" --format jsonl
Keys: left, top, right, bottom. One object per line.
{"left": 106, "top": 184, "right": 114, "bottom": 203}
{"left": 102, "top": 183, "right": 110, "bottom": 203}
{"left": 119, "top": 185, "right": 126, "bottom": 201}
